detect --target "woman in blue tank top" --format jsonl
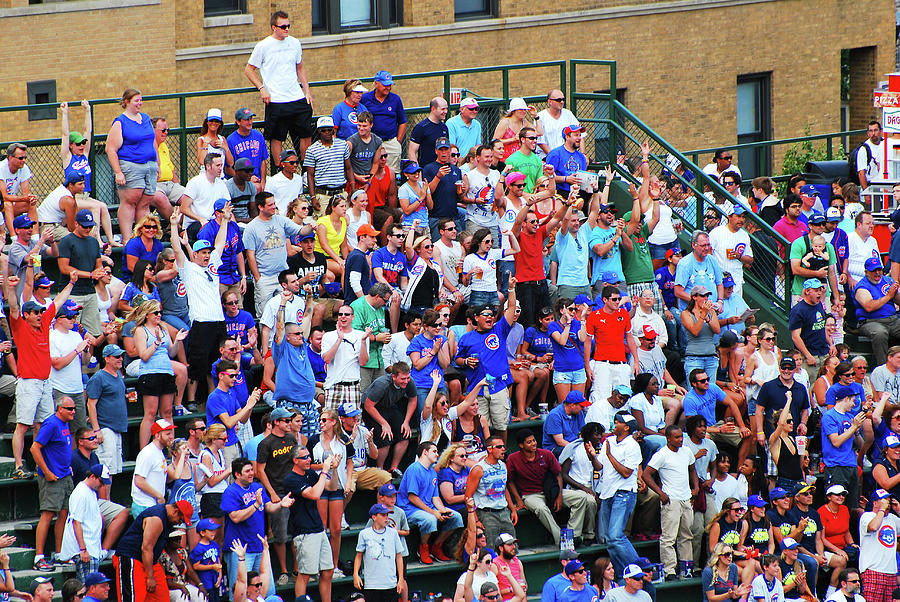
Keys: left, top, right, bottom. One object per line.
{"left": 105, "top": 88, "right": 158, "bottom": 244}
{"left": 60, "top": 100, "right": 118, "bottom": 245}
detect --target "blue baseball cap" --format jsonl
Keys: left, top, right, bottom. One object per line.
{"left": 722, "top": 274, "right": 736, "bottom": 288}
{"left": 83, "top": 572, "right": 111, "bottom": 587}
{"left": 379, "top": 483, "right": 397, "bottom": 496}
{"left": 192, "top": 239, "right": 213, "bottom": 252}
{"left": 102, "top": 344, "right": 126, "bottom": 358}
{"left": 403, "top": 162, "right": 422, "bottom": 174}
{"left": 730, "top": 204, "right": 746, "bottom": 216}
{"left": 21, "top": 300, "right": 45, "bottom": 314}
{"left": 76, "top": 209, "right": 95, "bottom": 227}
{"left": 747, "top": 495, "right": 767, "bottom": 508}
{"left": 802, "top": 278, "right": 825, "bottom": 290}
{"left": 196, "top": 518, "right": 219, "bottom": 533}
{"left": 88, "top": 464, "right": 112, "bottom": 485}
{"left": 56, "top": 305, "right": 80, "bottom": 319}
{"left": 12, "top": 214, "right": 34, "bottom": 229}
{"left": 338, "top": 403, "right": 361, "bottom": 418}
{"left": 369, "top": 503, "right": 391, "bottom": 516}
{"left": 770, "top": 487, "right": 789, "bottom": 500}
{"left": 780, "top": 537, "right": 799, "bottom": 550}
{"left": 799, "top": 185, "right": 820, "bottom": 198}
{"left": 564, "top": 560, "right": 585, "bottom": 576}
{"left": 65, "top": 172, "right": 85, "bottom": 187}
{"left": 865, "top": 257, "right": 884, "bottom": 271}
{"left": 600, "top": 271, "right": 620, "bottom": 284}
{"left": 213, "top": 198, "right": 229, "bottom": 212}
{"left": 374, "top": 70, "right": 394, "bottom": 85}
{"left": 872, "top": 488, "right": 891, "bottom": 500}
{"left": 832, "top": 384, "right": 857, "bottom": 401}
{"left": 564, "top": 390, "right": 590, "bottom": 406}
{"left": 297, "top": 231, "right": 315, "bottom": 242}
{"left": 573, "top": 294, "right": 592, "bottom": 305}
{"left": 613, "top": 384, "right": 632, "bottom": 396}
{"left": 808, "top": 213, "right": 826, "bottom": 226}
{"left": 35, "top": 274, "right": 54, "bottom": 288}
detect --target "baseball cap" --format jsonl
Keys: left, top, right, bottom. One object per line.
{"left": 378, "top": 483, "right": 397, "bottom": 496}
{"left": 102, "top": 344, "right": 126, "bottom": 358}
{"left": 76, "top": 208, "right": 95, "bottom": 227}
{"left": 496, "top": 533, "right": 517, "bottom": 547}
{"left": 435, "top": 137, "right": 451, "bottom": 150}
{"left": 374, "top": 70, "right": 394, "bottom": 85}
{"left": 21, "top": 300, "right": 45, "bottom": 314}
{"left": 56, "top": 305, "right": 79, "bottom": 319}
{"left": 69, "top": 131, "right": 88, "bottom": 145}
{"left": 564, "top": 560, "right": 585, "bottom": 576}
{"left": 279, "top": 149, "right": 298, "bottom": 162}
{"left": 368, "top": 503, "right": 391, "bottom": 516}
{"left": 730, "top": 204, "right": 746, "bottom": 216}
{"left": 297, "top": 231, "right": 315, "bottom": 242}
{"left": 886, "top": 434, "right": 900, "bottom": 448}
{"left": 799, "top": 184, "right": 820, "bottom": 197}
{"left": 356, "top": 224, "right": 380, "bottom": 238}
{"left": 573, "top": 294, "right": 592, "bottom": 306}
{"left": 793, "top": 483, "right": 815, "bottom": 496}
{"left": 622, "top": 564, "right": 645, "bottom": 579}
{"left": 83, "top": 572, "right": 111, "bottom": 587}
{"left": 779, "top": 357, "right": 797, "bottom": 370}
{"left": 770, "top": 487, "right": 789, "bottom": 500}
{"left": 831, "top": 384, "right": 857, "bottom": 401}
{"left": 719, "top": 330, "right": 739, "bottom": 347}
{"left": 175, "top": 500, "right": 194, "bottom": 525}
{"left": 196, "top": 518, "right": 219, "bottom": 533}
{"left": 641, "top": 325, "right": 658, "bottom": 339}
{"left": 826, "top": 207, "right": 842, "bottom": 222}
{"left": 564, "top": 390, "right": 590, "bottom": 407}
{"left": 460, "top": 97, "right": 479, "bottom": 109}
{"left": 559, "top": 549, "right": 579, "bottom": 561}
{"left": 270, "top": 407, "right": 292, "bottom": 421}
{"left": 234, "top": 108, "right": 255, "bottom": 120}
{"left": 403, "top": 162, "right": 422, "bottom": 174}
{"left": 600, "top": 271, "right": 620, "bottom": 284}
{"left": 338, "top": 403, "right": 362, "bottom": 418}
{"left": 826, "top": 484, "right": 848, "bottom": 496}
{"left": 690, "top": 285, "right": 711, "bottom": 296}
{"left": 614, "top": 412, "right": 638, "bottom": 430}
{"left": 151, "top": 418, "right": 176, "bottom": 435}
{"left": 802, "top": 278, "right": 825, "bottom": 290}
{"left": 192, "top": 239, "right": 213, "bottom": 253}
{"left": 597, "top": 203, "right": 614, "bottom": 213}
{"left": 562, "top": 123, "right": 585, "bottom": 138}
{"left": 233, "top": 157, "right": 253, "bottom": 171}
{"left": 635, "top": 556, "right": 654, "bottom": 571}
{"left": 35, "top": 274, "right": 54, "bottom": 288}
{"left": 865, "top": 257, "right": 884, "bottom": 271}
{"left": 29, "top": 577, "right": 53, "bottom": 595}
{"left": 213, "top": 198, "right": 229, "bottom": 212}
{"left": 808, "top": 213, "right": 826, "bottom": 226}
{"left": 505, "top": 172, "right": 526, "bottom": 186}
{"left": 873, "top": 488, "right": 891, "bottom": 500}
{"left": 613, "top": 384, "right": 633, "bottom": 396}
{"left": 65, "top": 172, "right": 85, "bottom": 186}
{"left": 780, "top": 537, "right": 799, "bottom": 550}
{"left": 722, "top": 274, "right": 736, "bottom": 288}
{"left": 747, "top": 495, "right": 767, "bottom": 508}
{"left": 89, "top": 464, "right": 112, "bottom": 485}
{"left": 316, "top": 116, "right": 335, "bottom": 129}
{"left": 206, "top": 108, "right": 223, "bottom": 122}
{"left": 13, "top": 214, "right": 34, "bottom": 229}
{"left": 665, "top": 248, "right": 682, "bottom": 260}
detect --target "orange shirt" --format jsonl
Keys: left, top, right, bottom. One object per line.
{"left": 585, "top": 307, "right": 631, "bottom": 362}
{"left": 817, "top": 503, "right": 850, "bottom": 549}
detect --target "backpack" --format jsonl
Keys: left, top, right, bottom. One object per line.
{"left": 848, "top": 142, "right": 872, "bottom": 185}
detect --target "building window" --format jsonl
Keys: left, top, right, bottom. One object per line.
{"left": 204, "top": 0, "right": 246, "bottom": 17}
{"left": 736, "top": 73, "right": 771, "bottom": 179}
{"left": 455, "top": 0, "right": 497, "bottom": 19}
{"left": 312, "top": 0, "right": 401, "bottom": 34}
{"left": 27, "top": 80, "right": 56, "bottom": 122}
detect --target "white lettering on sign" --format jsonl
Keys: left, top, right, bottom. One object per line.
{"left": 874, "top": 91, "right": 900, "bottom": 108}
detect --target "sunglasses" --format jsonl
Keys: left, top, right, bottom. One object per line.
{"left": 721, "top": 552, "right": 733, "bottom": 558}
{"left": 191, "top": 426, "right": 207, "bottom": 431}
{"left": 249, "top": 582, "right": 263, "bottom": 588}
{"left": 275, "top": 23, "right": 290, "bottom": 29}
{"left": 80, "top": 436, "right": 97, "bottom": 441}
{"left": 720, "top": 156, "right": 733, "bottom": 161}
{"left": 450, "top": 153, "right": 460, "bottom": 157}
{"left": 694, "top": 377, "right": 709, "bottom": 384}
{"left": 523, "top": 136, "right": 538, "bottom": 141}
{"left": 762, "top": 336, "right": 775, "bottom": 341}
{"left": 420, "top": 244, "right": 433, "bottom": 249}
{"left": 61, "top": 406, "right": 77, "bottom": 411}
{"left": 549, "top": 97, "right": 566, "bottom": 102}
{"left": 159, "top": 128, "right": 169, "bottom": 133}
{"left": 143, "top": 225, "right": 159, "bottom": 230}
{"left": 224, "top": 300, "right": 240, "bottom": 306}
{"left": 297, "top": 454, "right": 311, "bottom": 460}
{"left": 283, "top": 160, "right": 299, "bottom": 165}
{"left": 338, "top": 312, "right": 353, "bottom": 317}
{"left": 479, "top": 311, "right": 494, "bottom": 317}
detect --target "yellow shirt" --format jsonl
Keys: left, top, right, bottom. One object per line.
{"left": 315, "top": 215, "right": 347, "bottom": 256}
{"left": 158, "top": 141, "right": 175, "bottom": 182}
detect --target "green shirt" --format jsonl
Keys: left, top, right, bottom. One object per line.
{"left": 788, "top": 236, "right": 837, "bottom": 297}
{"left": 504, "top": 149, "right": 544, "bottom": 193}
{"left": 620, "top": 212, "right": 655, "bottom": 284}
{"left": 350, "top": 296, "right": 387, "bottom": 369}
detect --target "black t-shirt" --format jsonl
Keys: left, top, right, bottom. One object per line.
{"left": 288, "top": 251, "right": 329, "bottom": 289}
{"left": 363, "top": 374, "right": 417, "bottom": 414}
{"left": 755, "top": 379, "right": 808, "bottom": 437}
{"left": 71, "top": 449, "right": 100, "bottom": 485}
{"left": 283, "top": 469, "right": 325, "bottom": 535}
{"left": 767, "top": 508, "right": 793, "bottom": 541}
{"left": 409, "top": 120, "right": 449, "bottom": 168}
{"left": 58, "top": 233, "right": 101, "bottom": 295}
{"left": 787, "top": 506, "right": 823, "bottom": 554}
{"left": 788, "top": 300, "right": 829, "bottom": 356}
{"left": 778, "top": 558, "right": 804, "bottom": 599}
{"left": 256, "top": 433, "right": 296, "bottom": 496}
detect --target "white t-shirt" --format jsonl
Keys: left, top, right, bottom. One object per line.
{"left": 346, "top": 210, "right": 371, "bottom": 250}
{"left": 183, "top": 174, "right": 230, "bottom": 227}
{"left": 859, "top": 511, "right": 900, "bottom": 574}
{"left": 0, "top": 159, "right": 32, "bottom": 196}
{"left": 463, "top": 249, "right": 506, "bottom": 292}
{"left": 709, "top": 474, "right": 741, "bottom": 513}
{"left": 702, "top": 163, "right": 742, "bottom": 183}
{"left": 709, "top": 223, "right": 753, "bottom": 284}
{"left": 420, "top": 406, "right": 459, "bottom": 444}
{"left": 49, "top": 328, "right": 85, "bottom": 394}
{"left": 264, "top": 171, "right": 304, "bottom": 216}
{"left": 646, "top": 444, "right": 695, "bottom": 501}
{"left": 597, "top": 435, "right": 641, "bottom": 498}
{"left": 465, "top": 169, "right": 501, "bottom": 228}
{"left": 750, "top": 574, "right": 784, "bottom": 602}
{"left": 131, "top": 443, "right": 167, "bottom": 507}
{"left": 456, "top": 571, "right": 498, "bottom": 598}
{"left": 536, "top": 108, "right": 579, "bottom": 158}
{"left": 684, "top": 436, "right": 718, "bottom": 480}
{"left": 604, "top": 586, "right": 652, "bottom": 602}
{"left": 498, "top": 204, "right": 519, "bottom": 255}
{"left": 37, "top": 185, "right": 72, "bottom": 224}
{"left": 856, "top": 138, "right": 886, "bottom": 183}
{"left": 646, "top": 202, "right": 677, "bottom": 245}
{"left": 585, "top": 399, "right": 618, "bottom": 434}
{"left": 824, "top": 591, "right": 865, "bottom": 602}
{"left": 559, "top": 439, "right": 598, "bottom": 493}
{"left": 60, "top": 481, "right": 102, "bottom": 559}
{"left": 626, "top": 393, "right": 665, "bottom": 432}
{"left": 260, "top": 293, "right": 307, "bottom": 347}
{"left": 321, "top": 329, "right": 368, "bottom": 388}
{"left": 247, "top": 35, "right": 306, "bottom": 104}
{"left": 435, "top": 239, "right": 464, "bottom": 290}
{"left": 847, "top": 232, "right": 880, "bottom": 284}
{"left": 871, "top": 364, "right": 900, "bottom": 404}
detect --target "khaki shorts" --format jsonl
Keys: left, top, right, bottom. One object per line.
{"left": 293, "top": 531, "right": 334, "bottom": 575}
{"left": 350, "top": 467, "right": 392, "bottom": 493}
{"left": 41, "top": 223, "right": 71, "bottom": 243}
{"left": 477, "top": 387, "right": 511, "bottom": 432}
{"left": 157, "top": 180, "right": 188, "bottom": 205}
{"left": 99, "top": 498, "right": 126, "bottom": 525}
{"left": 38, "top": 474, "right": 74, "bottom": 513}
{"left": 709, "top": 420, "right": 744, "bottom": 448}
{"left": 270, "top": 506, "right": 291, "bottom": 543}
{"left": 16, "top": 378, "right": 54, "bottom": 426}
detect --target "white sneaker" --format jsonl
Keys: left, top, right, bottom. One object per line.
{"left": 863, "top": 456, "right": 873, "bottom": 471}
{"left": 341, "top": 514, "right": 350, "bottom": 530}
{"left": 332, "top": 567, "right": 345, "bottom": 579}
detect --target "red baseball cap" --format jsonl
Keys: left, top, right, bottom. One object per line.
{"left": 641, "top": 325, "right": 658, "bottom": 339}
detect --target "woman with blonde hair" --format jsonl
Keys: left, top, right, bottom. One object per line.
{"left": 492, "top": 98, "right": 542, "bottom": 161}
{"left": 315, "top": 195, "right": 350, "bottom": 282}
{"left": 195, "top": 108, "right": 234, "bottom": 172}
{"left": 402, "top": 229, "right": 443, "bottom": 315}
{"left": 133, "top": 300, "right": 188, "bottom": 446}
{"left": 309, "top": 409, "right": 351, "bottom": 576}
{"left": 124, "top": 214, "right": 165, "bottom": 280}
{"left": 106, "top": 88, "right": 158, "bottom": 243}
{"left": 332, "top": 78, "right": 369, "bottom": 140}
{"left": 197, "top": 424, "right": 231, "bottom": 530}
{"left": 437, "top": 443, "right": 470, "bottom": 515}
{"left": 701, "top": 542, "right": 749, "bottom": 601}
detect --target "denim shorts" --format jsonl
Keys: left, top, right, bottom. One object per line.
{"left": 649, "top": 239, "right": 681, "bottom": 260}
{"left": 118, "top": 160, "right": 158, "bottom": 195}
{"left": 553, "top": 368, "right": 586, "bottom": 385}
{"left": 470, "top": 289, "right": 499, "bottom": 307}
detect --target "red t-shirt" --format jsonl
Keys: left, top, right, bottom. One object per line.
{"left": 366, "top": 167, "right": 394, "bottom": 211}
{"left": 10, "top": 303, "right": 55, "bottom": 380}
{"left": 817, "top": 503, "right": 850, "bottom": 549}
{"left": 506, "top": 448, "right": 561, "bottom": 496}
{"left": 585, "top": 307, "right": 631, "bottom": 362}
{"left": 515, "top": 224, "right": 548, "bottom": 283}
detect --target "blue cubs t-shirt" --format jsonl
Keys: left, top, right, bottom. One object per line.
{"left": 224, "top": 310, "right": 256, "bottom": 346}
{"left": 547, "top": 319, "right": 584, "bottom": 372}
{"left": 398, "top": 460, "right": 439, "bottom": 514}
{"left": 407, "top": 333, "right": 446, "bottom": 388}
{"left": 221, "top": 481, "right": 270, "bottom": 553}
{"left": 655, "top": 266, "right": 678, "bottom": 310}
{"left": 456, "top": 317, "right": 514, "bottom": 394}
{"left": 821, "top": 408, "right": 857, "bottom": 467}
{"left": 524, "top": 326, "right": 552, "bottom": 356}
{"left": 206, "top": 387, "right": 240, "bottom": 446}
{"left": 544, "top": 146, "right": 587, "bottom": 193}
{"left": 371, "top": 247, "right": 408, "bottom": 289}
{"left": 34, "top": 414, "right": 72, "bottom": 478}
{"left": 189, "top": 540, "right": 221, "bottom": 591}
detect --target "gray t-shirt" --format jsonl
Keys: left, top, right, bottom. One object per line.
{"left": 364, "top": 506, "right": 409, "bottom": 557}
{"left": 225, "top": 178, "right": 256, "bottom": 221}
{"left": 8, "top": 237, "right": 44, "bottom": 300}
{"left": 605, "top": 586, "right": 653, "bottom": 602}
{"left": 242, "top": 215, "right": 302, "bottom": 277}
{"left": 871, "top": 364, "right": 900, "bottom": 405}
{"left": 347, "top": 132, "right": 383, "bottom": 176}
{"left": 355, "top": 525, "right": 402, "bottom": 590}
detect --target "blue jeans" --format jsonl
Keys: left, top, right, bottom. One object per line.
{"left": 497, "top": 261, "right": 515, "bottom": 300}
{"left": 683, "top": 355, "right": 718, "bottom": 383}
{"left": 416, "top": 385, "right": 446, "bottom": 415}
{"left": 796, "top": 552, "right": 818, "bottom": 593}
{"left": 470, "top": 290, "right": 499, "bottom": 307}
{"left": 599, "top": 491, "right": 639, "bottom": 576}
{"left": 226, "top": 550, "right": 270, "bottom": 594}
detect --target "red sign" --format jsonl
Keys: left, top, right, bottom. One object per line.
{"left": 442, "top": 89, "right": 463, "bottom": 105}
{"left": 874, "top": 91, "right": 900, "bottom": 107}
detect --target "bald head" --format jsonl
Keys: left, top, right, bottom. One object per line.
{"left": 430, "top": 97, "right": 448, "bottom": 121}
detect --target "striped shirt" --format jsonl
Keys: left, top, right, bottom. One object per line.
{"left": 179, "top": 251, "right": 225, "bottom": 323}
{"left": 303, "top": 139, "right": 350, "bottom": 188}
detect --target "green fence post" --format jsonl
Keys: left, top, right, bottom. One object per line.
{"left": 559, "top": 62, "right": 567, "bottom": 103}
{"left": 608, "top": 63, "right": 617, "bottom": 167}
{"left": 178, "top": 96, "right": 187, "bottom": 182}
{"left": 569, "top": 61, "right": 577, "bottom": 122}
{"left": 502, "top": 69, "right": 509, "bottom": 103}
{"left": 88, "top": 103, "right": 96, "bottom": 194}
{"left": 826, "top": 137, "right": 833, "bottom": 160}
{"left": 443, "top": 74, "right": 451, "bottom": 106}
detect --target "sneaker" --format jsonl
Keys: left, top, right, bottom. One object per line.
{"left": 101, "top": 549, "right": 114, "bottom": 561}
{"left": 33, "top": 558, "right": 54, "bottom": 572}
{"left": 430, "top": 544, "right": 451, "bottom": 562}
{"left": 417, "top": 544, "right": 433, "bottom": 565}
{"left": 391, "top": 468, "right": 403, "bottom": 479}
{"left": 186, "top": 402, "right": 199, "bottom": 413}
{"left": 55, "top": 555, "right": 75, "bottom": 566}
{"left": 332, "top": 567, "right": 345, "bottom": 579}
{"left": 341, "top": 514, "right": 350, "bottom": 530}
{"left": 12, "top": 466, "right": 34, "bottom": 480}
{"left": 275, "top": 573, "right": 290, "bottom": 587}
{"left": 863, "top": 456, "right": 873, "bottom": 471}
{"left": 664, "top": 574, "right": 680, "bottom": 582}
{"left": 525, "top": 408, "right": 538, "bottom": 417}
